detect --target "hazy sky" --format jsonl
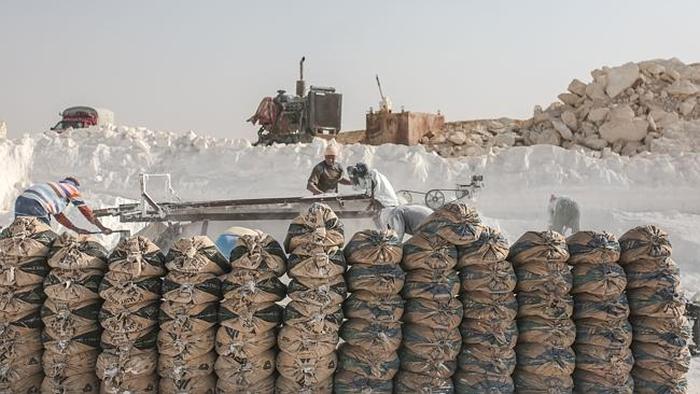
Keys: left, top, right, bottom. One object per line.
{"left": 2, "top": 0, "right": 700, "bottom": 140}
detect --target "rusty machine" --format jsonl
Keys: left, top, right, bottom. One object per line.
{"left": 248, "top": 57, "right": 343, "bottom": 146}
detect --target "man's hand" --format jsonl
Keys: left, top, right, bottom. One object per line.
{"left": 101, "top": 228, "right": 113, "bottom": 235}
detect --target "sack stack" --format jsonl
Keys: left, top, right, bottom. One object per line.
{"left": 619, "top": 225, "right": 690, "bottom": 393}
{"left": 566, "top": 231, "right": 634, "bottom": 393}
{"left": 455, "top": 225, "right": 517, "bottom": 393}
{"left": 0, "top": 218, "right": 57, "bottom": 393}
{"left": 216, "top": 230, "right": 286, "bottom": 393}
{"left": 509, "top": 231, "right": 575, "bottom": 393}
{"left": 97, "top": 236, "right": 165, "bottom": 393}
{"left": 276, "top": 203, "right": 345, "bottom": 393}
{"left": 42, "top": 233, "right": 109, "bottom": 393}
{"left": 159, "top": 236, "right": 230, "bottom": 393}
{"left": 396, "top": 202, "right": 481, "bottom": 393}
{"left": 335, "top": 229, "right": 405, "bottom": 393}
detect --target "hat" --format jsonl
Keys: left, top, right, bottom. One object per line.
{"left": 324, "top": 143, "right": 339, "bottom": 156}
{"left": 61, "top": 176, "right": 80, "bottom": 187}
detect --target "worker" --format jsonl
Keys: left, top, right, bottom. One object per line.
{"left": 548, "top": 194, "right": 581, "bottom": 236}
{"left": 307, "top": 143, "right": 353, "bottom": 195}
{"left": 214, "top": 226, "right": 258, "bottom": 258}
{"left": 14, "top": 177, "right": 112, "bottom": 235}
{"left": 377, "top": 204, "right": 434, "bottom": 241}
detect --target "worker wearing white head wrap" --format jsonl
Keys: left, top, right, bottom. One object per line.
{"left": 377, "top": 204, "right": 433, "bottom": 241}
{"left": 306, "top": 142, "right": 353, "bottom": 195}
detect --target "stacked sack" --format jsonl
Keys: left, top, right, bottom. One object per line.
{"left": 335, "top": 229, "right": 405, "bottom": 393}
{"left": 619, "top": 225, "right": 690, "bottom": 393}
{"left": 276, "top": 203, "right": 345, "bottom": 393}
{"left": 0, "top": 218, "right": 57, "bottom": 393}
{"left": 216, "top": 230, "right": 286, "bottom": 393}
{"left": 97, "top": 236, "right": 166, "bottom": 393}
{"left": 396, "top": 202, "right": 481, "bottom": 393}
{"left": 42, "top": 233, "right": 109, "bottom": 393}
{"left": 455, "top": 225, "right": 517, "bottom": 393}
{"left": 159, "top": 236, "right": 230, "bottom": 393}
{"left": 509, "top": 231, "right": 576, "bottom": 393}
{"left": 567, "top": 231, "right": 634, "bottom": 393}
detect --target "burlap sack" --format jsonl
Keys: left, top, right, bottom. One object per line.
{"left": 572, "top": 344, "right": 633, "bottom": 385}
{"left": 339, "top": 319, "right": 401, "bottom": 355}
{"left": 625, "top": 258, "right": 681, "bottom": 290}
{"left": 107, "top": 236, "right": 165, "bottom": 279}
{"left": 462, "top": 290, "right": 517, "bottom": 322}
{"left": 456, "top": 225, "right": 510, "bottom": 268}
{"left": 0, "top": 351, "right": 42, "bottom": 383}
{"left": 41, "top": 372, "right": 100, "bottom": 394}
{"left": 214, "top": 348, "right": 276, "bottom": 386}
{"left": 0, "top": 255, "right": 49, "bottom": 288}
{"left": 459, "top": 259, "right": 516, "bottom": 293}
{"left": 403, "top": 297, "right": 462, "bottom": 330}
{"left": 337, "top": 344, "right": 399, "bottom": 380}
{"left": 346, "top": 263, "right": 405, "bottom": 296}
{"left": 343, "top": 291, "right": 404, "bottom": 322}
{"left": 157, "top": 327, "right": 216, "bottom": 360}
{"left": 393, "top": 370, "right": 454, "bottom": 394}
{"left": 631, "top": 342, "right": 690, "bottom": 380}
{"left": 96, "top": 349, "right": 158, "bottom": 381}
{"left": 99, "top": 300, "right": 159, "bottom": 333}
{"left": 230, "top": 230, "right": 286, "bottom": 276}
{"left": 284, "top": 203, "right": 345, "bottom": 253}
{"left": 160, "top": 375, "right": 217, "bottom": 394}
{"left": 216, "top": 373, "right": 275, "bottom": 394}
{"left": 344, "top": 229, "right": 403, "bottom": 266}
{"left": 630, "top": 315, "right": 691, "bottom": 349}
{"left": 276, "top": 350, "right": 337, "bottom": 387}
{"left": 287, "top": 274, "right": 347, "bottom": 308}
{"left": 275, "top": 375, "right": 333, "bottom": 394}
{"left": 631, "top": 366, "right": 688, "bottom": 393}
{"left": 460, "top": 318, "right": 518, "bottom": 349}
{"left": 158, "top": 351, "right": 216, "bottom": 380}
{"left": 517, "top": 316, "right": 576, "bottom": 348}
{"left": 566, "top": 230, "right": 621, "bottom": 265}
{"left": 513, "top": 369, "right": 573, "bottom": 394}
{"left": 41, "top": 298, "right": 101, "bottom": 338}
{"left": 573, "top": 370, "right": 633, "bottom": 394}
{"left": 0, "top": 284, "right": 45, "bottom": 321}
{"left": 277, "top": 325, "right": 338, "bottom": 358}
{"left": 575, "top": 317, "right": 632, "bottom": 349}
{"left": 401, "top": 268, "right": 460, "bottom": 301}
{"left": 515, "top": 343, "right": 575, "bottom": 377}
{"left": 515, "top": 261, "right": 572, "bottom": 295}
{"left": 48, "top": 233, "right": 108, "bottom": 271}
{"left": 517, "top": 292, "right": 574, "bottom": 320}
{"left": 219, "top": 301, "right": 282, "bottom": 334}
{"left": 99, "top": 272, "right": 161, "bottom": 307}
{"left": 627, "top": 284, "right": 686, "bottom": 318}
{"left": 43, "top": 349, "right": 99, "bottom": 378}
{"left": 619, "top": 225, "right": 672, "bottom": 264}
{"left": 101, "top": 374, "right": 158, "bottom": 394}
{"left": 216, "top": 325, "right": 276, "bottom": 359}
{"left": 43, "top": 325, "right": 101, "bottom": 355}
{"left": 221, "top": 269, "right": 285, "bottom": 304}
{"left": 287, "top": 245, "right": 346, "bottom": 279}
{"left": 508, "top": 230, "right": 570, "bottom": 265}
{"left": 458, "top": 344, "right": 516, "bottom": 376}
{"left": 401, "top": 233, "right": 458, "bottom": 271}
{"left": 101, "top": 325, "right": 158, "bottom": 353}
{"left": 160, "top": 300, "right": 218, "bottom": 333}
{"left": 453, "top": 369, "right": 514, "bottom": 394}
{"left": 333, "top": 369, "right": 393, "bottom": 394}
{"left": 283, "top": 300, "right": 342, "bottom": 335}
{"left": 165, "top": 236, "right": 230, "bottom": 275}
{"left": 402, "top": 325, "right": 461, "bottom": 361}
{"left": 415, "top": 202, "right": 482, "bottom": 245}
{"left": 571, "top": 261, "right": 627, "bottom": 300}
{"left": 573, "top": 292, "right": 630, "bottom": 322}
{"left": 0, "top": 216, "right": 56, "bottom": 263}
{"left": 0, "top": 372, "right": 43, "bottom": 394}
{"left": 162, "top": 271, "right": 222, "bottom": 304}
{"left": 0, "top": 321, "right": 42, "bottom": 361}
{"left": 398, "top": 346, "right": 457, "bottom": 379}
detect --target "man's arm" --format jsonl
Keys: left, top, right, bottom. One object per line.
{"left": 54, "top": 213, "right": 91, "bottom": 234}
{"left": 307, "top": 165, "right": 324, "bottom": 195}
{"left": 77, "top": 205, "right": 112, "bottom": 234}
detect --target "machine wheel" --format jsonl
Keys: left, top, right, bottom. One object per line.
{"left": 425, "top": 189, "right": 446, "bottom": 209}
{"left": 397, "top": 190, "right": 413, "bottom": 204}
{"left": 455, "top": 189, "right": 470, "bottom": 200}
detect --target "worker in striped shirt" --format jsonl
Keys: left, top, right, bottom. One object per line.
{"left": 14, "top": 177, "right": 112, "bottom": 235}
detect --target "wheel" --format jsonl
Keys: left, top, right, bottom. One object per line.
{"left": 455, "top": 188, "right": 470, "bottom": 200}
{"left": 425, "top": 189, "right": 446, "bottom": 209}
{"left": 397, "top": 190, "right": 413, "bottom": 204}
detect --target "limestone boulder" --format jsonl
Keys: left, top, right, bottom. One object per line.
{"left": 530, "top": 128, "right": 562, "bottom": 145}
{"left": 493, "top": 132, "right": 516, "bottom": 147}
{"left": 568, "top": 79, "right": 587, "bottom": 96}
{"left": 599, "top": 117, "right": 649, "bottom": 143}
{"left": 558, "top": 93, "right": 581, "bottom": 106}
{"left": 587, "top": 107, "right": 610, "bottom": 124}
{"left": 679, "top": 98, "right": 697, "bottom": 116}
{"left": 605, "top": 62, "right": 640, "bottom": 98}
{"left": 666, "top": 79, "right": 699, "bottom": 97}
{"left": 551, "top": 118, "right": 573, "bottom": 140}
{"left": 448, "top": 131, "right": 467, "bottom": 145}
{"left": 582, "top": 136, "right": 609, "bottom": 150}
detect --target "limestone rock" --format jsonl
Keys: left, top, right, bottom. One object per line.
{"left": 587, "top": 107, "right": 610, "bottom": 124}
{"left": 666, "top": 79, "right": 699, "bottom": 97}
{"left": 647, "top": 114, "right": 657, "bottom": 131}
{"left": 605, "top": 62, "right": 640, "bottom": 98}
{"left": 640, "top": 61, "right": 665, "bottom": 76}
{"left": 609, "top": 104, "right": 635, "bottom": 121}
{"left": 621, "top": 141, "right": 642, "bottom": 156}
{"left": 582, "top": 136, "right": 609, "bottom": 150}
{"left": 599, "top": 116, "right": 649, "bottom": 143}
{"left": 558, "top": 93, "right": 581, "bottom": 106}
{"left": 531, "top": 128, "right": 562, "bottom": 145}
{"left": 493, "top": 132, "right": 516, "bottom": 147}
{"left": 585, "top": 81, "right": 608, "bottom": 101}
{"left": 568, "top": 79, "right": 588, "bottom": 96}
{"left": 550, "top": 118, "right": 573, "bottom": 140}
{"left": 649, "top": 109, "right": 680, "bottom": 129}
{"left": 580, "top": 121, "right": 598, "bottom": 136}
{"left": 561, "top": 111, "right": 578, "bottom": 131}
{"left": 448, "top": 131, "right": 467, "bottom": 145}
{"left": 679, "top": 98, "right": 697, "bottom": 116}
{"left": 431, "top": 133, "right": 447, "bottom": 144}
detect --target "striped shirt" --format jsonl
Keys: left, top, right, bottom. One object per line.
{"left": 20, "top": 182, "right": 85, "bottom": 215}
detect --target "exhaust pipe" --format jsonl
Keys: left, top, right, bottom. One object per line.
{"left": 296, "top": 56, "right": 306, "bottom": 97}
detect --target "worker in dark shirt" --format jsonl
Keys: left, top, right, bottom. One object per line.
{"left": 307, "top": 143, "right": 353, "bottom": 194}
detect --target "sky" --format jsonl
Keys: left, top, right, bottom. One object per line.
{"left": 2, "top": 0, "right": 700, "bottom": 140}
